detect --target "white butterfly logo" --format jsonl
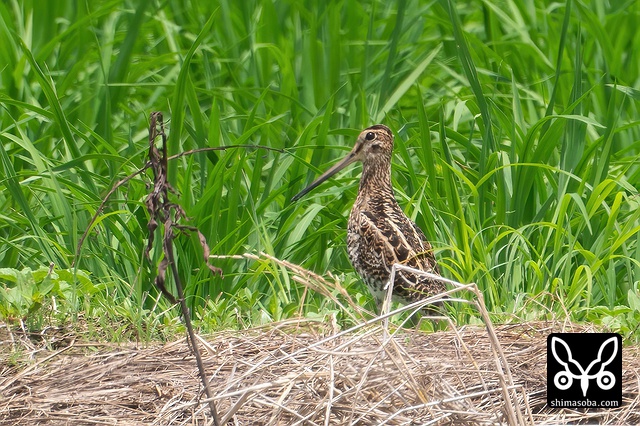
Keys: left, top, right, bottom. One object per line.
{"left": 551, "top": 336, "right": 618, "bottom": 397}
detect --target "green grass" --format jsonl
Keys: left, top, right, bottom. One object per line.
{"left": 1, "top": 0, "right": 640, "bottom": 341}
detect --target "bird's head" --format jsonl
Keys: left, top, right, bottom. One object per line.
{"left": 351, "top": 124, "right": 394, "bottom": 165}
{"left": 291, "top": 124, "right": 394, "bottom": 202}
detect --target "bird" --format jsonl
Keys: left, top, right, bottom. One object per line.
{"left": 291, "top": 124, "right": 445, "bottom": 305}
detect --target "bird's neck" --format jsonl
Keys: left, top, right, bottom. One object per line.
{"left": 357, "top": 159, "right": 396, "bottom": 204}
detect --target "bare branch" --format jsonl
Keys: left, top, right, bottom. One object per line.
{"left": 144, "top": 111, "right": 220, "bottom": 425}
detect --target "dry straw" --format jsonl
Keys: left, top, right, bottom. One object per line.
{"left": 2, "top": 254, "right": 640, "bottom": 424}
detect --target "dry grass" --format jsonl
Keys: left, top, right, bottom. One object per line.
{"left": 2, "top": 260, "right": 640, "bottom": 425}
{"left": 3, "top": 319, "right": 640, "bottom": 424}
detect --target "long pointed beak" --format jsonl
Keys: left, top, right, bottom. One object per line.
{"left": 291, "top": 150, "right": 359, "bottom": 202}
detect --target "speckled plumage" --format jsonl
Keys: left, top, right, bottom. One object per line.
{"left": 292, "top": 124, "right": 445, "bottom": 304}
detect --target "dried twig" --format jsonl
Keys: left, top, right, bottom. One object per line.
{"left": 144, "top": 111, "right": 220, "bottom": 425}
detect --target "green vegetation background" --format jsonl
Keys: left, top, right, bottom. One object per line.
{"left": 1, "top": 0, "right": 640, "bottom": 340}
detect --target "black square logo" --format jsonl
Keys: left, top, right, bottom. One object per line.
{"left": 547, "top": 333, "right": 622, "bottom": 408}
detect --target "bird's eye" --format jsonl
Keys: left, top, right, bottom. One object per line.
{"left": 365, "top": 132, "right": 376, "bottom": 141}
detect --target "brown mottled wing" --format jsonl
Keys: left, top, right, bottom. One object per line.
{"left": 396, "top": 219, "right": 446, "bottom": 299}
{"left": 392, "top": 214, "right": 445, "bottom": 300}
{"left": 354, "top": 207, "right": 444, "bottom": 301}
{"left": 406, "top": 219, "right": 440, "bottom": 275}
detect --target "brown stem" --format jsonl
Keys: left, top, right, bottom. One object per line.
{"left": 166, "top": 238, "right": 220, "bottom": 425}
{"left": 143, "top": 112, "right": 221, "bottom": 424}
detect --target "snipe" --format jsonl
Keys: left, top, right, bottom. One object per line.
{"left": 292, "top": 124, "right": 445, "bottom": 304}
